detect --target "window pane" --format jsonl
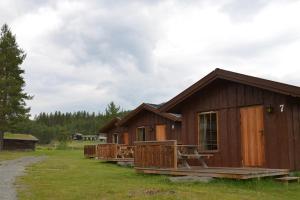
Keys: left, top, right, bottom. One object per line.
{"left": 199, "top": 112, "right": 218, "bottom": 151}
{"left": 137, "top": 128, "right": 146, "bottom": 141}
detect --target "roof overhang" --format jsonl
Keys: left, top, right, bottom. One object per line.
{"left": 99, "top": 117, "right": 121, "bottom": 133}
{"left": 118, "top": 103, "right": 181, "bottom": 126}
{"left": 160, "top": 68, "right": 300, "bottom": 112}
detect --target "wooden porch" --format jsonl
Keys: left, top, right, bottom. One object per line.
{"left": 135, "top": 167, "right": 289, "bottom": 180}
{"left": 96, "top": 143, "right": 134, "bottom": 162}
{"left": 134, "top": 140, "right": 289, "bottom": 180}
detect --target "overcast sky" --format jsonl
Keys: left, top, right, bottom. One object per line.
{"left": 1, "top": 0, "right": 300, "bottom": 116}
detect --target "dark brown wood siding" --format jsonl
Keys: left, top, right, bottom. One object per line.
{"left": 106, "top": 126, "right": 127, "bottom": 144}
{"left": 291, "top": 100, "right": 300, "bottom": 170}
{"left": 3, "top": 139, "right": 37, "bottom": 151}
{"left": 180, "top": 79, "right": 299, "bottom": 170}
{"left": 124, "top": 110, "right": 181, "bottom": 145}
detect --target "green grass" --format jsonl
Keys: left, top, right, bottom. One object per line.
{"left": 67, "top": 140, "right": 100, "bottom": 149}
{"left": 0, "top": 150, "right": 41, "bottom": 161}
{"left": 10, "top": 149, "right": 300, "bottom": 200}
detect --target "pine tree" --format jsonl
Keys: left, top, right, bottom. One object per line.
{"left": 0, "top": 24, "right": 31, "bottom": 150}
{"left": 105, "top": 101, "right": 120, "bottom": 119}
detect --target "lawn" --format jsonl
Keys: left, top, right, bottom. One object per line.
{"left": 6, "top": 149, "right": 298, "bottom": 200}
{"left": 0, "top": 150, "right": 41, "bottom": 161}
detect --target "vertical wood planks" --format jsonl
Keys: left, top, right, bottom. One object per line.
{"left": 156, "top": 125, "right": 167, "bottom": 141}
{"left": 240, "top": 106, "right": 265, "bottom": 167}
{"left": 134, "top": 140, "right": 177, "bottom": 169}
{"left": 84, "top": 145, "right": 97, "bottom": 158}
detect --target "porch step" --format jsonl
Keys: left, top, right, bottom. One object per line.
{"left": 276, "top": 176, "right": 300, "bottom": 185}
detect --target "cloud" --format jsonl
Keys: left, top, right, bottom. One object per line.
{"left": 1, "top": 0, "right": 300, "bottom": 116}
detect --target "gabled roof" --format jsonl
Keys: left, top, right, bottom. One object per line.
{"left": 118, "top": 103, "right": 181, "bottom": 126}
{"left": 160, "top": 68, "right": 300, "bottom": 112}
{"left": 99, "top": 117, "right": 121, "bottom": 133}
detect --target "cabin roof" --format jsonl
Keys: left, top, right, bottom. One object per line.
{"left": 118, "top": 103, "right": 181, "bottom": 126}
{"left": 160, "top": 68, "right": 300, "bottom": 112}
{"left": 98, "top": 117, "right": 121, "bottom": 133}
{"left": 4, "top": 133, "right": 39, "bottom": 141}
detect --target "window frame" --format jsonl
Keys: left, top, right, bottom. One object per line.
{"left": 197, "top": 111, "right": 219, "bottom": 152}
{"left": 112, "top": 133, "right": 119, "bottom": 144}
{"left": 136, "top": 126, "right": 146, "bottom": 141}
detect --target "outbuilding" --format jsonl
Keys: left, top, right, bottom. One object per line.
{"left": 3, "top": 133, "right": 38, "bottom": 151}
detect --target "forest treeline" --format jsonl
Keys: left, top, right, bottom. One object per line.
{"left": 11, "top": 102, "right": 130, "bottom": 144}
{"left": 0, "top": 24, "right": 130, "bottom": 149}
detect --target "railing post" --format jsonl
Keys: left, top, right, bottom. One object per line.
{"left": 174, "top": 140, "right": 177, "bottom": 169}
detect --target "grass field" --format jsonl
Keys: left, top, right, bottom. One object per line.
{"left": 1, "top": 148, "right": 295, "bottom": 200}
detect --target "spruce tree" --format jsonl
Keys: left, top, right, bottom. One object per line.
{"left": 105, "top": 101, "right": 120, "bottom": 118}
{"left": 0, "top": 24, "right": 31, "bottom": 150}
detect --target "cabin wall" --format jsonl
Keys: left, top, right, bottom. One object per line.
{"left": 3, "top": 139, "right": 37, "bottom": 151}
{"left": 106, "top": 126, "right": 126, "bottom": 144}
{"left": 124, "top": 110, "right": 181, "bottom": 145}
{"left": 180, "top": 79, "right": 297, "bottom": 169}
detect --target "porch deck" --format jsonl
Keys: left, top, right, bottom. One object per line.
{"left": 98, "top": 157, "right": 134, "bottom": 162}
{"left": 135, "top": 166, "right": 289, "bottom": 180}
{"left": 134, "top": 140, "right": 289, "bottom": 180}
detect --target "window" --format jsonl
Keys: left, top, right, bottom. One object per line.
{"left": 136, "top": 127, "right": 146, "bottom": 141}
{"left": 198, "top": 112, "right": 218, "bottom": 151}
{"left": 113, "top": 133, "right": 118, "bottom": 144}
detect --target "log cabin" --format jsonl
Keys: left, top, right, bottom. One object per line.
{"left": 157, "top": 68, "right": 300, "bottom": 170}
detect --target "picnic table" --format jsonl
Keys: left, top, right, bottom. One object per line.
{"left": 177, "top": 145, "right": 213, "bottom": 169}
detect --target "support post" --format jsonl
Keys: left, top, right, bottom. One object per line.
{"left": 0, "top": 131, "right": 4, "bottom": 151}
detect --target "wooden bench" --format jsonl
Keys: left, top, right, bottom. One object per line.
{"left": 177, "top": 145, "right": 213, "bottom": 169}
{"left": 276, "top": 176, "right": 300, "bottom": 185}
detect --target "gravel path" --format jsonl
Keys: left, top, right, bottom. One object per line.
{"left": 0, "top": 156, "right": 46, "bottom": 200}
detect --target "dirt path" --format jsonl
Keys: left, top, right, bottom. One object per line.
{"left": 0, "top": 156, "right": 46, "bottom": 200}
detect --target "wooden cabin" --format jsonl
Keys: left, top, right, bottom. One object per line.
{"left": 97, "top": 117, "right": 134, "bottom": 162}
{"left": 3, "top": 133, "right": 38, "bottom": 151}
{"left": 156, "top": 68, "right": 300, "bottom": 170}
{"left": 99, "top": 117, "right": 123, "bottom": 144}
{"left": 117, "top": 103, "right": 182, "bottom": 145}
{"left": 96, "top": 104, "right": 181, "bottom": 162}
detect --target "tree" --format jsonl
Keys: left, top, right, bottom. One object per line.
{"left": 105, "top": 101, "right": 120, "bottom": 119}
{"left": 0, "top": 24, "right": 31, "bottom": 150}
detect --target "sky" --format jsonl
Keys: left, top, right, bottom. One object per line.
{"left": 0, "top": 0, "right": 300, "bottom": 116}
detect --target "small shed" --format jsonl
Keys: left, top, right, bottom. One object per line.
{"left": 3, "top": 133, "right": 39, "bottom": 151}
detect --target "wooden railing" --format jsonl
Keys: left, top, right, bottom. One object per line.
{"left": 134, "top": 140, "right": 178, "bottom": 169}
{"left": 116, "top": 145, "right": 135, "bottom": 159}
{"left": 96, "top": 143, "right": 118, "bottom": 159}
{"left": 84, "top": 145, "right": 97, "bottom": 158}
{"left": 96, "top": 143, "right": 134, "bottom": 160}
{"left": 134, "top": 141, "right": 213, "bottom": 169}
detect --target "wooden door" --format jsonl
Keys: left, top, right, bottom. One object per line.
{"left": 156, "top": 125, "right": 166, "bottom": 141}
{"left": 240, "top": 106, "right": 265, "bottom": 167}
{"left": 123, "top": 132, "right": 129, "bottom": 145}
